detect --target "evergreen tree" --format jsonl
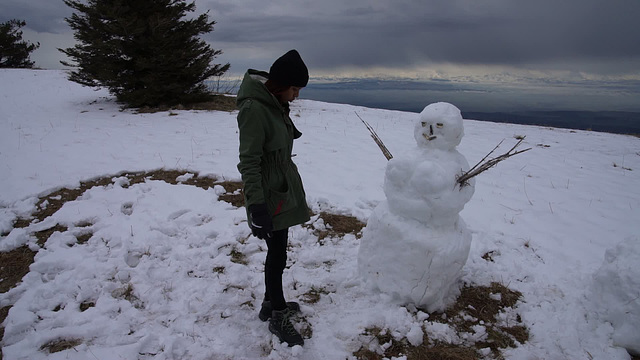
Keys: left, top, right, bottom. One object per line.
{"left": 0, "top": 19, "right": 40, "bottom": 68}
{"left": 60, "top": 0, "right": 230, "bottom": 108}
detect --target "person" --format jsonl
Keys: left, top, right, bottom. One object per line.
{"left": 236, "top": 49, "right": 311, "bottom": 347}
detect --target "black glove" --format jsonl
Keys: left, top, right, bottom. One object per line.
{"left": 249, "top": 203, "right": 273, "bottom": 239}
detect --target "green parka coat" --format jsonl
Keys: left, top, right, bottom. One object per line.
{"left": 236, "top": 69, "right": 310, "bottom": 231}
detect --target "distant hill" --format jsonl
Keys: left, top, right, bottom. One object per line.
{"left": 462, "top": 111, "right": 640, "bottom": 136}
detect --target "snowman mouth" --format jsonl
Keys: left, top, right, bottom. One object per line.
{"left": 423, "top": 134, "right": 437, "bottom": 141}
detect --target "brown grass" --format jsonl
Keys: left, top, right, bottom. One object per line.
{"left": 444, "top": 282, "right": 522, "bottom": 325}
{"left": 75, "top": 231, "right": 93, "bottom": 245}
{"left": 482, "top": 251, "right": 496, "bottom": 262}
{"left": 33, "top": 176, "right": 114, "bottom": 223}
{"left": 1, "top": 305, "right": 10, "bottom": 354}
{"left": 40, "top": 338, "right": 83, "bottom": 353}
{"left": 33, "top": 224, "right": 68, "bottom": 247}
{"left": 230, "top": 248, "right": 248, "bottom": 265}
{"left": 301, "top": 286, "right": 330, "bottom": 304}
{"left": 355, "top": 327, "right": 480, "bottom": 360}
{"left": 112, "top": 283, "right": 144, "bottom": 309}
{"left": 1, "top": 247, "right": 36, "bottom": 360}
{"left": 216, "top": 181, "right": 245, "bottom": 207}
{"left": 353, "top": 282, "right": 528, "bottom": 360}
{"left": 10, "top": 218, "right": 31, "bottom": 229}
{"left": 0, "top": 246, "right": 36, "bottom": 293}
{"left": 79, "top": 301, "right": 95, "bottom": 312}
{"left": 305, "top": 211, "right": 366, "bottom": 241}
{"left": 136, "top": 94, "right": 237, "bottom": 113}
{"left": 298, "top": 317, "right": 314, "bottom": 339}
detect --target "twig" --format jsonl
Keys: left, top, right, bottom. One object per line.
{"left": 523, "top": 178, "right": 533, "bottom": 205}
{"left": 467, "top": 139, "right": 505, "bottom": 174}
{"left": 457, "top": 137, "right": 531, "bottom": 187}
{"left": 355, "top": 112, "right": 393, "bottom": 160}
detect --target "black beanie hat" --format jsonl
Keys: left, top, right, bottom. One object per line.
{"left": 269, "top": 49, "right": 309, "bottom": 87}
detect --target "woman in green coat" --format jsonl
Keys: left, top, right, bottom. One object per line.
{"left": 236, "top": 49, "right": 310, "bottom": 347}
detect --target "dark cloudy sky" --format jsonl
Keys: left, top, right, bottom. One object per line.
{"left": 2, "top": 0, "right": 640, "bottom": 85}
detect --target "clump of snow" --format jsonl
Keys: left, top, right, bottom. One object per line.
{"left": 358, "top": 103, "right": 475, "bottom": 312}
{"left": 589, "top": 236, "right": 640, "bottom": 355}
{"left": 406, "top": 324, "right": 424, "bottom": 346}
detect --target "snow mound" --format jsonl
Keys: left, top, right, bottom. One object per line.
{"left": 589, "top": 236, "right": 640, "bottom": 355}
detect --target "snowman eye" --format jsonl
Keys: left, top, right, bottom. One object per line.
{"left": 421, "top": 122, "right": 427, "bottom": 127}
{"left": 436, "top": 123, "right": 444, "bottom": 128}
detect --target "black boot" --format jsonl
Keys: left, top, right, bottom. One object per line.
{"left": 259, "top": 301, "right": 301, "bottom": 321}
{"left": 269, "top": 309, "right": 304, "bottom": 347}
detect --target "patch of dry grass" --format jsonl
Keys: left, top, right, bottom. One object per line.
{"left": 445, "top": 282, "right": 521, "bottom": 324}
{"left": 304, "top": 211, "right": 366, "bottom": 241}
{"left": 79, "top": 301, "right": 96, "bottom": 312}
{"left": 230, "top": 247, "right": 248, "bottom": 265}
{"left": 1, "top": 305, "right": 10, "bottom": 357}
{"left": 33, "top": 224, "right": 68, "bottom": 247}
{"left": 353, "top": 282, "right": 528, "bottom": 360}
{"left": 355, "top": 325, "right": 480, "bottom": 360}
{"left": 112, "top": 283, "right": 144, "bottom": 309}
{"left": 298, "top": 317, "right": 314, "bottom": 340}
{"left": 40, "top": 338, "right": 83, "bottom": 354}
{"left": 9, "top": 218, "right": 31, "bottom": 229}
{"left": 75, "top": 230, "right": 93, "bottom": 245}
{"left": 32, "top": 176, "right": 114, "bottom": 223}
{"left": 136, "top": 94, "right": 237, "bottom": 113}
{"left": 0, "top": 246, "right": 36, "bottom": 294}
{"left": 482, "top": 251, "right": 497, "bottom": 262}
{"left": 216, "top": 181, "right": 245, "bottom": 207}
{"left": 301, "top": 286, "right": 330, "bottom": 304}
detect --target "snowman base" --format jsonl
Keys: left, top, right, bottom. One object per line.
{"left": 358, "top": 202, "right": 472, "bottom": 313}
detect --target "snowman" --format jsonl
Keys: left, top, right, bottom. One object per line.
{"left": 357, "top": 102, "right": 475, "bottom": 312}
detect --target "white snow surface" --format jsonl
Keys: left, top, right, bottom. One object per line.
{"left": 1, "top": 69, "right": 639, "bottom": 359}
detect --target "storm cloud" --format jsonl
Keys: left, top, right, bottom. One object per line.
{"left": 2, "top": 0, "right": 639, "bottom": 77}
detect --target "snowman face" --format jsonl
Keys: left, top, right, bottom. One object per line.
{"left": 414, "top": 102, "right": 464, "bottom": 150}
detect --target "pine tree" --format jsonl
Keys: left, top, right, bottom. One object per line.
{"left": 0, "top": 19, "right": 40, "bottom": 68}
{"left": 60, "top": 0, "right": 230, "bottom": 108}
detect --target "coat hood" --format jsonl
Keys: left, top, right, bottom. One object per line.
{"left": 236, "top": 69, "right": 281, "bottom": 110}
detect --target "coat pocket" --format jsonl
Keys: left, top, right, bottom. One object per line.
{"left": 267, "top": 182, "right": 298, "bottom": 216}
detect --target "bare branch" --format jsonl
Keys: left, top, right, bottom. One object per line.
{"left": 355, "top": 112, "right": 393, "bottom": 160}
{"left": 457, "top": 137, "right": 531, "bottom": 187}
{"left": 466, "top": 139, "right": 505, "bottom": 174}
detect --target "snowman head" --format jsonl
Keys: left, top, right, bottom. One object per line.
{"left": 414, "top": 102, "right": 464, "bottom": 150}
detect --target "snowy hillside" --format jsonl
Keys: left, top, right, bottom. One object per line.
{"left": 1, "top": 69, "right": 639, "bottom": 359}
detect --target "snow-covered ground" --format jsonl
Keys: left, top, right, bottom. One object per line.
{"left": 1, "top": 69, "right": 639, "bottom": 359}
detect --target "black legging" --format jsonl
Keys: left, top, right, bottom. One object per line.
{"left": 264, "top": 228, "right": 289, "bottom": 311}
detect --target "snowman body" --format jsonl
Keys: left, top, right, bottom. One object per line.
{"left": 358, "top": 102, "right": 475, "bottom": 312}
